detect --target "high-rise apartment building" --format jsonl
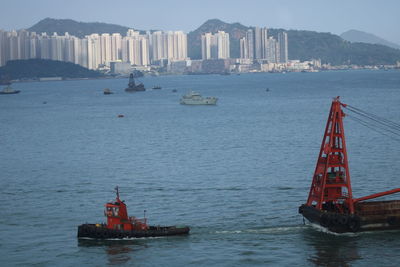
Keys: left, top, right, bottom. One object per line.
{"left": 87, "top": 34, "right": 101, "bottom": 69}
{"left": 201, "top": 33, "right": 213, "bottom": 60}
{"left": 201, "top": 31, "right": 229, "bottom": 60}
{"left": 240, "top": 28, "right": 288, "bottom": 63}
{"left": 278, "top": 32, "right": 288, "bottom": 63}
{"left": 267, "top": 37, "right": 277, "bottom": 63}
{"left": 111, "top": 33, "right": 122, "bottom": 62}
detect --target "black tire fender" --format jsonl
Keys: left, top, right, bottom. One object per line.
{"left": 348, "top": 216, "right": 361, "bottom": 232}
{"left": 320, "top": 214, "right": 330, "bottom": 227}
{"left": 387, "top": 216, "right": 397, "bottom": 225}
{"left": 339, "top": 215, "right": 348, "bottom": 225}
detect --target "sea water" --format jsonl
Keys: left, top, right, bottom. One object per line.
{"left": 1, "top": 70, "right": 400, "bottom": 266}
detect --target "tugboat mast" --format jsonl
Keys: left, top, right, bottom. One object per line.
{"left": 115, "top": 186, "right": 120, "bottom": 201}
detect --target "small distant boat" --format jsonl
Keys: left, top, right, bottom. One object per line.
{"left": 172, "top": 89, "right": 177, "bottom": 93}
{"left": 77, "top": 187, "right": 190, "bottom": 239}
{"left": 103, "top": 88, "right": 113, "bottom": 95}
{"left": 152, "top": 86, "right": 162, "bottom": 89}
{"left": 125, "top": 73, "right": 145, "bottom": 92}
{"left": 180, "top": 91, "right": 217, "bottom": 105}
{"left": 0, "top": 85, "right": 20, "bottom": 95}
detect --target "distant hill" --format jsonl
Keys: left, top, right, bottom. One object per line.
{"left": 278, "top": 29, "right": 400, "bottom": 65}
{"left": 188, "top": 19, "right": 400, "bottom": 65}
{"left": 26, "top": 18, "right": 400, "bottom": 66}
{"left": 28, "top": 18, "right": 134, "bottom": 37}
{"left": 0, "top": 59, "right": 104, "bottom": 80}
{"left": 341, "top": 30, "right": 400, "bottom": 50}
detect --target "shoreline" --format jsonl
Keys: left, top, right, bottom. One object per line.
{"left": 3, "top": 68, "right": 399, "bottom": 85}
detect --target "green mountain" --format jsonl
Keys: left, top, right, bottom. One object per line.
{"left": 0, "top": 59, "right": 104, "bottom": 80}
{"left": 341, "top": 29, "right": 400, "bottom": 50}
{"left": 188, "top": 19, "right": 400, "bottom": 65}
{"left": 28, "top": 18, "right": 134, "bottom": 38}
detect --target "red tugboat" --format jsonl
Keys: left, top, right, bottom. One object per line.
{"left": 77, "top": 187, "right": 190, "bottom": 239}
{"left": 299, "top": 97, "right": 400, "bottom": 233}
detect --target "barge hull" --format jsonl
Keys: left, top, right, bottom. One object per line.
{"left": 299, "top": 200, "right": 400, "bottom": 233}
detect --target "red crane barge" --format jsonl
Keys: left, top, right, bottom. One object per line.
{"left": 77, "top": 187, "right": 190, "bottom": 239}
{"left": 299, "top": 97, "right": 400, "bottom": 233}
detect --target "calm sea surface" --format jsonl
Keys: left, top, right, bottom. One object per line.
{"left": 1, "top": 70, "right": 400, "bottom": 266}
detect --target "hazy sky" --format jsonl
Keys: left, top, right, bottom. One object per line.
{"left": 1, "top": 0, "right": 399, "bottom": 44}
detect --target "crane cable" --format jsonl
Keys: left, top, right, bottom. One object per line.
{"left": 342, "top": 104, "right": 400, "bottom": 142}
{"left": 345, "top": 104, "right": 400, "bottom": 131}
{"left": 346, "top": 114, "right": 400, "bottom": 142}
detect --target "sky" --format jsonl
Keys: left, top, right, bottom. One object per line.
{"left": 1, "top": 0, "right": 399, "bottom": 44}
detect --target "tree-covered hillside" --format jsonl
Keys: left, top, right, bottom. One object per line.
{"left": 0, "top": 59, "right": 104, "bottom": 80}
{"left": 189, "top": 19, "right": 400, "bottom": 65}
{"left": 28, "top": 18, "right": 134, "bottom": 37}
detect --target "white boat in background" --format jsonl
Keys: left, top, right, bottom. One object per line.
{"left": 180, "top": 91, "right": 218, "bottom": 105}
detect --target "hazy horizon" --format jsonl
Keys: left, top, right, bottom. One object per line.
{"left": 1, "top": 0, "right": 399, "bottom": 44}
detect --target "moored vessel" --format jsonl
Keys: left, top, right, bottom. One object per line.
{"left": 180, "top": 91, "right": 217, "bottom": 105}
{"left": 125, "top": 73, "right": 145, "bottom": 92}
{"left": 0, "top": 85, "right": 20, "bottom": 95}
{"left": 299, "top": 97, "right": 400, "bottom": 233}
{"left": 77, "top": 187, "right": 190, "bottom": 239}
{"left": 103, "top": 88, "right": 113, "bottom": 95}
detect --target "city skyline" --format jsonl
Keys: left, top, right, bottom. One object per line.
{"left": 0, "top": 29, "right": 189, "bottom": 69}
{"left": 0, "top": 26, "right": 290, "bottom": 70}
{"left": 0, "top": 0, "right": 399, "bottom": 45}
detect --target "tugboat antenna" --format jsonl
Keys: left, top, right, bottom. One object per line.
{"left": 115, "top": 186, "right": 120, "bottom": 200}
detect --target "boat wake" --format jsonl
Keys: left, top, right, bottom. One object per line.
{"left": 308, "top": 223, "right": 359, "bottom": 236}
{"left": 214, "top": 225, "right": 306, "bottom": 235}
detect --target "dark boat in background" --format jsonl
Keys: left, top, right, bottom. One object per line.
{"left": 299, "top": 97, "right": 400, "bottom": 233}
{"left": 125, "top": 73, "right": 145, "bottom": 92}
{"left": 103, "top": 88, "right": 113, "bottom": 95}
{"left": 152, "top": 86, "right": 162, "bottom": 89}
{"left": 77, "top": 187, "right": 190, "bottom": 239}
{"left": 0, "top": 85, "right": 20, "bottom": 95}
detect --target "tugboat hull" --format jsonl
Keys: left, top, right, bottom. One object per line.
{"left": 299, "top": 200, "right": 400, "bottom": 233}
{"left": 78, "top": 224, "right": 190, "bottom": 239}
{"left": 0, "top": 90, "right": 20, "bottom": 95}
